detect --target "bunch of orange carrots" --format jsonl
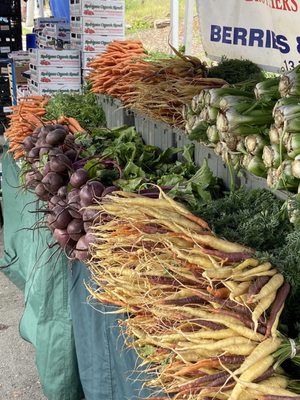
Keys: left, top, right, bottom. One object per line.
{"left": 5, "top": 96, "right": 49, "bottom": 159}
{"left": 5, "top": 96, "right": 86, "bottom": 160}
{"left": 87, "top": 190, "right": 298, "bottom": 400}
{"left": 88, "top": 40, "right": 227, "bottom": 126}
{"left": 87, "top": 40, "right": 150, "bottom": 101}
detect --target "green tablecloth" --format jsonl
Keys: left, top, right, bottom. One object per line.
{"left": 69, "top": 261, "right": 159, "bottom": 400}
{"left": 1, "top": 150, "right": 161, "bottom": 400}
{"left": 1, "top": 150, "right": 83, "bottom": 400}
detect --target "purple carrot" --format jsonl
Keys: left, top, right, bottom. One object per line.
{"left": 181, "top": 319, "right": 226, "bottom": 331}
{"left": 178, "top": 372, "right": 233, "bottom": 396}
{"left": 206, "top": 366, "right": 274, "bottom": 391}
{"left": 193, "top": 291, "right": 252, "bottom": 318}
{"left": 207, "top": 374, "right": 233, "bottom": 387}
{"left": 212, "top": 308, "right": 267, "bottom": 335}
{"left": 265, "top": 282, "right": 290, "bottom": 337}
{"left": 169, "top": 371, "right": 229, "bottom": 393}
{"left": 201, "top": 248, "right": 254, "bottom": 262}
{"left": 248, "top": 276, "right": 271, "bottom": 299}
{"left": 163, "top": 296, "right": 208, "bottom": 306}
{"left": 253, "top": 366, "right": 274, "bottom": 383}
{"left": 187, "top": 266, "right": 206, "bottom": 280}
{"left": 210, "top": 354, "right": 245, "bottom": 364}
{"left": 139, "top": 223, "right": 169, "bottom": 234}
{"left": 146, "top": 275, "right": 201, "bottom": 287}
{"left": 112, "top": 241, "right": 164, "bottom": 252}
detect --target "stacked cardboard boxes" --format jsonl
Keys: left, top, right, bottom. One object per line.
{"left": 69, "top": 0, "right": 125, "bottom": 77}
{"left": 27, "top": 18, "right": 81, "bottom": 96}
{"left": 28, "top": 48, "right": 81, "bottom": 96}
{"left": 8, "top": 51, "right": 30, "bottom": 105}
{"left": 34, "top": 17, "right": 71, "bottom": 50}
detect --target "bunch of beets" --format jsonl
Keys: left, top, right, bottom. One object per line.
{"left": 22, "top": 123, "right": 117, "bottom": 261}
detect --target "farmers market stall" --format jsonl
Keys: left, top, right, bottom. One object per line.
{"left": 3, "top": 72, "right": 300, "bottom": 398}
{"left": 3, "top": 1, "right": 300, "bottom": 399}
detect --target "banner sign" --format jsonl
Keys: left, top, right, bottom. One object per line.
{"left": 196, "top": 0, "right": 300, "bottom": 72}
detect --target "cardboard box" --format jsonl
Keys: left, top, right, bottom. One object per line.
{"left": 42, "top": 23, "right": 71, "bottom": 38}
{"left": 16, "top": 84, "right": 31, "bottom": 100}
{"left": 71, "top": 33, "right": 123, "bottom": 52}
{"left": 36, "top": 32, "right": 71, "bottom": 50}
{"left": 34, "top": 17, "right": 67, "bottom": 30}
{"left": 8, "top": 51, "right": 31, "bottom": 62}
{"left": 82, "top": 51, "right": 98, "bottom": 69}
{"left": 29, "top": 48, "right": 81, "bottom": 67}
{"left": 70, "top": 0, "right": 125, "bottom": 18}
{"left": 70, "top": 16, "right": 124, "bottom": 36}
{"left": 82, "top": 68, "right": 92, "bottom": 80}
{"left": 29, "top": 64, "right": 81, "bottom": 84}
{"left": 28, "top": 79, "right": 81, "bottom": 96}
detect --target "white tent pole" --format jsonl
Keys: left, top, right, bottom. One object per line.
{"left": 170, "top": 0, "right": 179, "bottom": 53}
{"left": 25, "top": 0, "right": 35, "bottom": 27}
{"left": 184, "top": 0, "right": 194, "bottom": 55}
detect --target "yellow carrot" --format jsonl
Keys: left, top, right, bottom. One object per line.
{"left": 249, "top": 273, "right": 284, "bottom": 303}
{"left": 271, "top": 304, "right": 284, "bottom": 338}
{"left": 157, "top": 328, "right": 237, "bottom": 343}
{"left": 252, "top": 291, "right": 277, "bottom": 331}
{"left": 232, "top": 263, "right": 273, "bottom": 280}
{"left": 230, "top": 281, "right": 251, "bottom": 300}
{"left": 178, "top": 336, "right": 253, "bottom": 351}
{"left": 229, "top": 355, "right": 275, "bottom": 400}
{"left": 234, "top": 337, "right": 282, "bottom": 375}
{"left": 234, "top": 258, "right": 259, "bottom": 271}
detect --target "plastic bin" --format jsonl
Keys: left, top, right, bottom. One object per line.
{"left": 239, "top": 170, "right": 290, "bottom": 201}
{"left": 26, "top": 33, "right": 36, "bottom": 50}
{"left": 133, "top": 110, "right": 150, "bottom": 144}
{"left": 174, "top": 128, "right": 192, "bottom": 148}
{"left": 194, "top": 142, "right": 240, "bottom": 189}
{"left": 96, "top": 95, "right": 134, "bottom": 129}
{"left": 133, "top": 110, "right": 176, "bottom": 150}
{"left": 153, "top": 120, "right": 175, "bottom": 151}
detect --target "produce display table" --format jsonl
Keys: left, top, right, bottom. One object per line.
{"left": 1, "top": 148, "right": 157, "bottom": 400}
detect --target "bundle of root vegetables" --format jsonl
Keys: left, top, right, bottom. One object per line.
{"left": 5, "top": 96, "right": 49, "bottom": 159}
{"left": 5, "top": 96, "right": 86, "bottom": 160}
{"left": 20, "top": 122, "right": 123, "bottom": 260}
{"left": 86, "top": 190, "right": 300, "bottom": 399}
{"left": 88, "top": 40, "right": 227, "bottom": 127}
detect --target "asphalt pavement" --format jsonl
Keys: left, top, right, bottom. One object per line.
{"left": 0, "top": 229, "right": 46, "bottom": 400}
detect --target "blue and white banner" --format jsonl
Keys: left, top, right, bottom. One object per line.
{"left": 196, "top": 0, "right": 300, "bottom": 72}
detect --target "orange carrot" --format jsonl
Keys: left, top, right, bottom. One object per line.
{"left": 207, "top": 286, "right": 230, "bottom": 299}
